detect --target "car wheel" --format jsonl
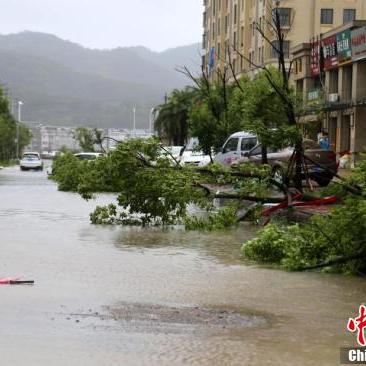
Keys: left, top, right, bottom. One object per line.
{"left": 314, "top": 175, "right": 333, "bottom": 187}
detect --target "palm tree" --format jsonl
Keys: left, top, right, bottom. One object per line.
{"left": 154, "top": 88, "right": 196, "bottom": 146}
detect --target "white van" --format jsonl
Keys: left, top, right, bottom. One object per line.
{"left": 214, "top": 131, "right": 257, "bottom": 166}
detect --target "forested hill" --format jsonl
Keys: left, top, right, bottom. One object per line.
{"left": 0, "top": 31, "right": 201, "bottom": 128}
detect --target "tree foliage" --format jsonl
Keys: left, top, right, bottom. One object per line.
{"left": 237, "top": 69, "right": 301, "bottom": 151}
{"left": 73, "top": 127, "right": 104, "bottom": 152}
{"left": 188, "top": 77, "right": 243, "bottom": 155}
{"left": 51, "top": 138, "right": 275, "bottom": 227}
{"left": 154, "top": 88, "right": 196, "bottom": 146}
{"left": 0, "top": 88, "right": 31, "bottom": 162}
{"left": 242, "top": 156, "right": 366, "bottom": 275}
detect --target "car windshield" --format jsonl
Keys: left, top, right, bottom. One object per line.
{"left": 23, "top": 154, "right": 39, "bottom": 160}
{"left": 185, "top": 138, "right": 200, "bottom": 152}
{"left": 161, "top": 146, "right": 182, "bottom": 156}
{"left": 75, "top": 154, "right": 99, "bottom": 160}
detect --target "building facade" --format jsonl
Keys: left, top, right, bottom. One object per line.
{"left": 202, "top": 0, "right": 366, "bottom": 77}
{"left": 293, "top": 21, "right": 366, "bottom": 162}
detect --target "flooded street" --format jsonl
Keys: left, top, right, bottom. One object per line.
{"left": 0, "top": 165, "right": 365, "bottom": 366}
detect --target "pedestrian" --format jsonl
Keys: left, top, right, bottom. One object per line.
{"left": 319, "top": 132, "right": 330, "bottom": 150}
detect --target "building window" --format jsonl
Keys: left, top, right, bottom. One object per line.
{"left": 295, "top": 58, "right": 302, "bottom": 73}
{"left": 234, "top": 4, "right": 237, "bottom": 24}
{"left": 343, "top": 9, "right": 356, "bottom": 23}
{"left": 225, "top": 15, "right": 228, "bottom": 33}
{"left": 217, "top": 19, "right": 221, "bottom": 36}
{"left": 321, "top": 9, "right": 333, "bottom": 25}
{"left": 271, "top": 40, "right": 290, "bottom": 59}
{"left": 274, "top": 8, "right": 292, "bottom": 27}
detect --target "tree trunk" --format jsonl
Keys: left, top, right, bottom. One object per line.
{"left": 261, "top": 145, "right": 268, "bottom": 164}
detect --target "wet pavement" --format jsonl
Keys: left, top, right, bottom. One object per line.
{"left": 0, "top": 165, "right": 365, "bottom": 365}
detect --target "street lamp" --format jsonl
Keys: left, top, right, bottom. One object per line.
{"left": 133, "top": 106, "right": 136, "bottom": 135}
{"left": 149, "top": 107, "right": 155, "bottom": 134}
{"left": 16, "top": 101, "right": 23, "bottom": 159}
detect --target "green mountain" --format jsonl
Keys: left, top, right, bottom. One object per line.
{"left": 0, "top": 31, "right": 201, "bottom": 128}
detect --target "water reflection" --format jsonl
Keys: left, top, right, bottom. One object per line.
{"left": 113, "top": 225, "right": 258, "bottom": 265}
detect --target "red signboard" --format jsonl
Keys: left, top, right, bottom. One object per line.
{"left": 310, "top": 39, "right": 320, "bottom": 77}
{"left": 322, "top": 35, "right": 338, "bottom": 70}
{"left": 352, "top": 26, "right": 366, "bottom": 61}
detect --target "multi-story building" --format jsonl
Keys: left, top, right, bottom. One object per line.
{"left": 293, "top": 21, "right": 366, "bottom": 162}
{"left": 202, "top": 0, "right": 366, "bottom": 77}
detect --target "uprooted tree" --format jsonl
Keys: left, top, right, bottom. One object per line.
{"left": 50, "top": 4, "right": 366, "bottom": 275}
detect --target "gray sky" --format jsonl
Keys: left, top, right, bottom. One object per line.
{"left": 0, "top": 0, "right": 203, "bottom": 51}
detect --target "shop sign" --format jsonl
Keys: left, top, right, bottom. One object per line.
{"left": 310, "top": 39, "right": 321, "bottom": 76}
{"left": 307, "top": 89, "right": 322, "bottom": 105}
{"left": 352, "top": 26, "right": 366, "bottom": 62}
{"left": 337, "top": 30, "right": 352, "bottom": 65}
{"left": 322, "top": 35, "right": 338, "bottom": 70}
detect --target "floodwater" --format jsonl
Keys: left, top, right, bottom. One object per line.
{"left": 0, "top": 165, "right": 365, "bottom": 366}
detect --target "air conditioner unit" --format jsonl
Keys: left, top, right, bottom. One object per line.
{"left": 328, "top": 93, "right": 339, "bottom": 103}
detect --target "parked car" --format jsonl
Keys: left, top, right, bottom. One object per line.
{"left": 74, "top": 152, "right": 103, "bottom": 160}
{"left": 214, "top": 131, "right": 258, "bottom": 166}
{"left": 180, "top": 138, "right": 212, "bottom": 167}
{"left": 235, "top": 139, "right": 338, "bottom": 187}
{"left": 160, "top": 146, "right": 183, "bottom": 162}
{"left": 20, "top": 152, "right": 44, "bottom": 171}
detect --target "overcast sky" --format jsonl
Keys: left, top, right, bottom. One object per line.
{"left": 0, "top": 0, "right": 203, "bottom": 51}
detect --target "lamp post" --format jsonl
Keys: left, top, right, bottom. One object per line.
{"left": 133, "top": 106, "right": 136, "bottom": 136}
{"left": 149, "top": 107, "right": 155, "bottom": 134}
{"left": 16, "top": 101, "right": 23, "bottom": 159}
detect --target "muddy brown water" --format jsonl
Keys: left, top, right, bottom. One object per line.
{"left": 0, "top": 165, "right": 365, "bottom": 366}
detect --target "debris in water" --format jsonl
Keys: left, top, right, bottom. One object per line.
{"left": 0, "top": 277, "right": 34, "bottom": 285}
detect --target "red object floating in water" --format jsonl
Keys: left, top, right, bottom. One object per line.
{"left": 0, "top": 278, "right": 34, "bottom": 285}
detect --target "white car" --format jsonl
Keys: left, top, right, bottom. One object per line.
{"left": 180, "top": 138, "right": 212, "bottom": 167}
{"left": 20, "top": 152, "right": 44, "bottom": 171}
{"left": 74, "top": 152, "right": 103, "bottom": 160}
{"left": 214, "top": 131, "right": 258, "bottom": 166}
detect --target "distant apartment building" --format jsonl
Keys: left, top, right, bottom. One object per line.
{"left": 26, "top": 125, "right": 154, "bottom": 153}
{"left": 202, "top": 0, "right": 366, "bottom": 77}
{"left": 293, "top": 21, "right": 366, "bottom": 162}
{"left": 25, "top": 124, "right": 80, "bottom": 153}
{"left": 40, "top": 126, "right": 80, "bottom": 152}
